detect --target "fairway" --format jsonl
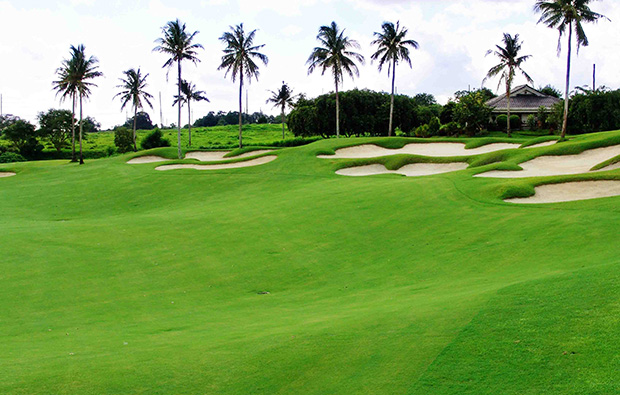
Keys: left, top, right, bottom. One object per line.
{"left": 2, "top": 131, "right": 620, "bottom": 394}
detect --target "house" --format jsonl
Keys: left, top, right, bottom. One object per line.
{"left": 486, "top": 85, "right": 561, "bottom": 124}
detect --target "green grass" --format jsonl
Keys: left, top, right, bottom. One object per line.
{"left": 1, "top": 130, "right": 620, "bottom": 394}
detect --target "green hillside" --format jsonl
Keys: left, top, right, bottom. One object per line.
{"left": 1, "top": 131, "right": 619, "bottom": 394}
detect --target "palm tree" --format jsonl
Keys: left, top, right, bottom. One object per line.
{"left": 173, "top": 80, "right": 209, "bottom": 147}
{"left": 114, "top": 68, "right": 154, "bottom": 151}
{"left": 153, "top": 19, "right": 203, "bottom": 158}
{"left": 218, "top": 23, "right": 268, "bottom": 148}
{"left": 371, "top": 21, "right": 419, "bottom": 137}
{"left": 534, "top": 0, "right": 609, "bottom": 139}
{"left": 307, "top": 21, "right": 365, "bottom": 138}
{"left": 266, "top": 82, "right": 296, "bottom": 140}
{"left": 52, "top": 46, "right": 80, "bottom": 162}
{"left": 483, "top": 33, "right": 533, "bottom": 137}
{"left": 71, "top": 44, "right": 102, "bottom": 164}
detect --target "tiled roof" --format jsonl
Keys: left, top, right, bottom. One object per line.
{"left": 486, "top": 85, "right": 561, "bottom": 111}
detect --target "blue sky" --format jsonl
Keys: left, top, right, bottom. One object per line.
{"left": 0, "top": 0, "right": 618, "bottom": 128}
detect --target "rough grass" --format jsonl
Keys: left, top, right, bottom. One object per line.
{"left": 1, "top": 130, "right": 620, "bottom": 394}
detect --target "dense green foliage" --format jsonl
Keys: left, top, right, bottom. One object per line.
{"left": 114, "top": 127, "right": 134, "bottom": 153}
{"left": 567, "top": 89, "right": 620, "bottom": 134}
{"left": 1, "top": 130, "right": 620, "bottom": 393}
{"left": 140, "top": 128, "right": 171, "bottom": 150}
{"left": 2, "top": 119, "right": 42, "bottom": 157}
{"left": 123, "top": 111, "right": 154, "bottom": 130}
{"left": 0, "top": 151, "right": 26, "bottom": 163}
{"left": 38, "top": 109, "right": 74, "bottom": 152}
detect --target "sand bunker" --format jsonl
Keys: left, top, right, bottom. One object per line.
{"left": 127, "top": 156, "right": 171, "bottom": 164}
{"left": 155, "top": 156, "right": 277, "bottom": 171}
{"left": 336, "top": 162, "right": 469, "bottom": 177}
{"left": 319, "top": 142, "right": 520, "bottom": 159}
{"left": 506, "top": 180, "right": 620, "bottom": 204}
{"left": 185, "top": 149, "right": 273, "bottom": 162}
{"left": 0, "top": 172, "right": 16, "bottom": 178}
{"left": 476, "top": 145, "right": 620, "bottom": 178}
{"left": 525, "top": 141, "right": 557, "bottom": 149}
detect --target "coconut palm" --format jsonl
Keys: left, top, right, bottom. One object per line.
{"left": 114, "top": 68, "right": 154, "bottom": 151}
{"left": 266, "top": 82, "right": 296, "bottom": 140}
{"left": 218, "top": 23, "right": 268, "bottom": 148}
{"left": 70, "top": 44, "right": 103, "bottom": 164}
{"left": 307, "top": 21, "right": 365, "bottom": 138}
{"left": 534, "top": 0, "right": 609, "bottom": 139}
{"left": 371, "top": 21, "right": 419, "bottom": 137}
{"left": 153, "top": 19, "right": 203, "bottom": 158}
{"left": 483, "top": 33, "right": 533, "bottom": 137}
{"left": 52, "top": 46, "right": 80, "bottom": 162}
{"left": 173, "top": 80, "right": 209, "bottom": 147}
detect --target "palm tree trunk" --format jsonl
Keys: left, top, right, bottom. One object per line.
{"left": 188, "top": 100, "right": 192, "bottom": 147}
{"left": 79, "top": 94, "right": 84, "bottom": 165}
{"left": 281, "top": 105, "right": 285, "bottom": 140}
{"left": 561, "top": 22, "right": 572, "bottom": 140}
{"left": 238, "top": 71, "right": 243, "bottom": 148}
{"left": 133, "top": 106, "right": 138, "bottom": 151}
{"left": 389, "top": 58, "right": 396, "bottom": 137}
{"left": 506, "top": 81, "right": 512, "bottom": 138}
{"left": 71, "top": 93, "right": 76, "bottom": 162}
{"left": 335, "top": 81, "right": 340, "bottom": 138}
{"left": 177, "top": 60, "right": 182, "bottom": 159}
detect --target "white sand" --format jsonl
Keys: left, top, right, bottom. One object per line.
{"left": 185, "top": 149, "right": 274, "bottom": 161}
{"left": 155, "top": 156, "right": 277, "bottom": 171}
{"left": 505, "top": 180, "right": 620, "bottom": 204}
{"left": 476, "top": 144, "right": 620, "bottom": 178}
{"left": 127, "top": 156, "right": 171, "bottom": 164}
{"left": 336, "top": 162, "right": 469, "bottom": 177}
{"left": 0, "top": 172, "right": 16, "bottom": 178}
{"left": 319, "top": 142, "right": 520, "bottom": 159}
{"left": 525, "top": 141, "right": 557, "bottom": 149}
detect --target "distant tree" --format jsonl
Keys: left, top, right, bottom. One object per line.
{"left": 440, "top": 101, "right": 457, "bottom": 124}
{"left": 0, "top": 114, "right": 20, "bottom": 131}
{"left": 307, "top": 21, "right": 365, "bottom": 138}
{"left": 534, "top": 0, "right": 609, "bottom": 139}
{"left": 114, "top": 68, "right": 154, "bottom": 151}
{"left": 52, "top": 46, "right": 80, "bottom": 161}
{"left": 114, "top": 127, "right": 134, "bottom": 153}
{"left": 3, "top": 119, "right": 41, "bottom": 157}
{"left": 455, "top": 91, "right": 492, "bottom": 136}
{"left": 218, "top": 23, "right": 268, "bottom": 148}
{"left": 123, "top": 112, "right": 154, "bottom": 130}
{"left": 539, "top": 84, "right": 562, "bottom": 98}
{"left": 37, "top": 109, "right": 74, "bottom": 152}
{"left": 154, "top": 19, "right": 203, "bottom": 158}
{"left": 483, "top": 33, "right": 533, "bottom": 137}
{"left": 370, "top": 21, "right": 419, "bottom": 136}
{"left": 266, "top": 81, "right": 296, "bottom": 139}
{"left": 173, "top": 79, "right": 209, "bottom": 147}
{"left": 141, "top": 128, "right": 171, "bottom": 150}
{"left": 81, "top": 116, "right": 100, "bottom": 134}
{"left": 64, "top": 44, "right": 103, "bottom": 164}
{"left": 413, "top": 93, "right": 436, "bottom": 107}
{"left": 194, "top": 111, "right": 219, "bottom": 127}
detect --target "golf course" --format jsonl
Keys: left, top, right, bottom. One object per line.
{"left": 1, "top": 130, "right": 620, "bottom": 394}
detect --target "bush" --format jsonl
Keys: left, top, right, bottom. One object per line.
{"left": 510, "top": 115, "right": 521, "bottom": 130}
{"left": 496, "top": 115, "right": 508, "bottom": 129}
{"left": 414, "top": 124, "right": 430, "bottom": 138}
{"left": 428, "top": 117, "right": 441, "bottom": 136}
{"left": 439, "top": 121, "right": 461, "bottom": 137}
{"left": 0, "top": 152, "right": 26, "bottom": 163}
{"left": 114, "top": 127, "right": 134, "bottom": 153}
{"left": 140, "top": 128, "right": 170, "bottom": 150}
{"left": 526, "top": 114, "right": 537, "bottom": 131}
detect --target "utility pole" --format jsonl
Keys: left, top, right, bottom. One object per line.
{"left": 0, "top": 94, "right": 3, "bottom": 117}
{"left": 593, "top": 64, "right": 596, "bottom": 92}
{"left": 159, "top": 92, "right": 163, "bottom": 128}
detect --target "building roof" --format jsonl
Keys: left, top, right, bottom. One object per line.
{"left": 486, "top": 85, "right": 561, "bottom": 113}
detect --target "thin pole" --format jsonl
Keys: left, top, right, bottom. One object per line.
{"left": 159, "top": 91, "right": 163, "bottom": 128}
{"left": 0, "top": 94, "right": 3, "bottom": 117}
{"left": 593, "top": 64, "right": 596, "bottom": 92}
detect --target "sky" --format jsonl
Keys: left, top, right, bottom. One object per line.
{"left": 0, "top": 0, "right": 618, "bottom": 129}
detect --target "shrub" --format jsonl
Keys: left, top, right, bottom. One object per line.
{"left": 0, "top": 152, "right": 26, "bottom": 163}
{"left": 496, "top": 115, "right": 508, "bottom": 130}
{"left": 114, "top": 127, "right": 134, "bottom": 153}
{"left": 414, "top": 124, "right": 430, "bottom": 138}
{"left": 526, "top": 114, "right": 537, "bottom": 131}
{"left": 510, "top": 115, "right": 521, "bottom": 130}
{"left": 428, "top": 117, "right": 441, "bottom": 136}
{"left": 440, "top": 121, "right": 461, "bottom": 137}
{"left": 140, "top": 128, "right": 170, "bottom": 150}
